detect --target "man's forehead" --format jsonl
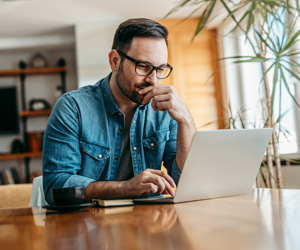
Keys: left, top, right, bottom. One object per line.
{"left": 128, "top": 37, "right": 168, "bottom": 64}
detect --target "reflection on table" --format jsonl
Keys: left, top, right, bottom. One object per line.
{"left": 0, "top": 188, "right": 300, "bottom": 250}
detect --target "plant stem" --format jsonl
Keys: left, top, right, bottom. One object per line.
{"left": 260, "top": 59, "right": 283, "bottom": 188}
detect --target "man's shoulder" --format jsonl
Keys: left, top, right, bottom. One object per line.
{"left": 63, "top": 76, "right": 111, "bottom": 105}
{"left": 68, "top": 80, "right": 103, "bottom": 97}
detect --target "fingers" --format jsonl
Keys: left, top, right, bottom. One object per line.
{"left": 142, "top": 173, "right": 168, "bottom": 194}
{"left": 148, "top": 183, "right": 159, "bottom": 194}
{"left": 131, "top": 169, "right": 176, "bottom": 196}
{"left": 139, "top": 85, "right": 172, "bottom": 105}
{"left": 151, "top": 94, "right": 171, "bottom": 111}
{"left": 147, "top": 169, "right": 176, "bottom": 188}
{"left": 144, "top": 169, "right": 176, "bottom": 196}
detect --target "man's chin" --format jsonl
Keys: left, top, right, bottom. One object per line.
{"left": 136, "top": 98, "right": 146, "bottom": 105}
{"left": 132, "top": 93, "right": 147, "bottom": 105}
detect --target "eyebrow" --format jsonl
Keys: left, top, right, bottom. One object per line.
{"left": 137, "top": 60, "right": 168, "bottom": 68}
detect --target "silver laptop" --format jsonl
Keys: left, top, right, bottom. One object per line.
{"left": 134, "top": 128, "right": 272, "bottom": 204}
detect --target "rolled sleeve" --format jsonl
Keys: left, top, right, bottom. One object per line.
{"left": 162, "top": 118, "right": 181, "bottom": 184}
{"left": 43, "top": 94, "right": 86, "bottom": 204}
{"left": 170, "top": 160, "right": 181, "bottom": 185}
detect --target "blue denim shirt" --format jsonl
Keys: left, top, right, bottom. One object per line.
{"left": 43, "top": 74, "right": 181, "bottom": 204}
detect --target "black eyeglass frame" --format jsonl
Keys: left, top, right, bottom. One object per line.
{"left": 117, "top": 50, "right": 173, "bottom": 79}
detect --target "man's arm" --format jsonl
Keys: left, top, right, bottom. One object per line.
{"left": 85, "top": 169, "right": 176, "bottom": 200}
{"left": 140, "top": 85, "right": 196, "bottom": 170}
{"left": 44, "top": 93, "right": 176, "bottom": 204}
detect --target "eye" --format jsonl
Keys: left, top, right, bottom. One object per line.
{"left": 137, "top": 63, "right": 151, "bottom": 71}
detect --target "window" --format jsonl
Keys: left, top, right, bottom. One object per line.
{"left": 219, "top": 14, "right": 300, "bottom": 155}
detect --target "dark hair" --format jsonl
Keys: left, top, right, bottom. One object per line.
{"left": 112, "top": 18, "right": 168, "bottom": 53}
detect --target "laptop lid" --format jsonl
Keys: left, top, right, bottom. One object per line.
{"left": 173, "top": 128, "right": 272, "bottom": 203}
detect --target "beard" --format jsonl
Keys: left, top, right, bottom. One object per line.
{"left": 116, "top": 62, "right": 150, "bottom": 105}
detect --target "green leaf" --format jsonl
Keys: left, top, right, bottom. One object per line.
{"left": 219, "top": 55, "right": 253, "bottom": 60}
{"left": 281, "top": 64, "right": 300, "bottom": 82}
{"left": 259, "top": 167, "right": 268, "bottom": 187}
{"left": 164, "top": 0, "right": 193, "bottom": 18}
{"left": 245, "top": 0, "right": 255, "bottom": 37}
{"left": 233, "top": 57, "right": 269, "bottom": 64}
{"left": 280, "top": 67, "right": 300, "bottom": 108}
{"left": 261, "top": 161, "right": 278, "bottom": 184}
{"left": 283, "top": 29, "right": 300, "bottom": 51}
{"left": 237, "top": 111, "right": 246, "bottom": 128}
{"left": 270, "top": 60, "right": 280, "bottom": 119}
{"left": 260, "top": 62, "right": 275, "bottom": 84}
{"left": 255, "top": 30, "right": 276, "bottom": 53}
{"left": 193, "top": 0, "right": 217, "bottom": 38}
{"left": 220, "top": 0, "right": 246, "bottom": 33}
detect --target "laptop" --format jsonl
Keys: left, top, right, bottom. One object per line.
{"left": 134, "top": 128, "right": 273, "bottom": 204}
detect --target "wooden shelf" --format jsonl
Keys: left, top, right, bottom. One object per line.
{"left": 0, "top": 61, "right": 67, "bottom": 183}
{"left": 0, "top": 151, "right": 43, "bottom": 160}
{"left": 0, "top": 66, "right": 67, "bottom": 77}
{"left": 19, "top": 109, "right": 52, "bottom": 117}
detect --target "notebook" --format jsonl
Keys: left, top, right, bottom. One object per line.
{"left": 134, "top": 128, "right": 273, "bottom": 204}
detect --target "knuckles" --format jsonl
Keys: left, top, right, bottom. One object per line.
{"left": 167, "top": 85, "right": 174, "bottom": 93}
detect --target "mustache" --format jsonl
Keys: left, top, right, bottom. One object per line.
{"left": 134, "top": 83, "right": 151, "bottom": 89}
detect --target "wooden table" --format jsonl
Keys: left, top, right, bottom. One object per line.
{"left": 0, "top": 188, "right": 300, "bottom": 250}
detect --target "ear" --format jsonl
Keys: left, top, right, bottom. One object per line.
{"left": 108, "top": 49, "right": 121, "bottom": 72}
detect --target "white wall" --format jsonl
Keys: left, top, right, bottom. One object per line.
{"left": 75, "top": 20, "right": 123, "bottom": 87}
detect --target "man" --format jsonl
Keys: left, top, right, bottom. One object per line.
{"left": 43, "top": 18, "right": 196, "bottom": 204}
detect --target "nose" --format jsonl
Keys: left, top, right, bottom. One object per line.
{"left": 145, "top": 69, "right": 158, "bottom": 86}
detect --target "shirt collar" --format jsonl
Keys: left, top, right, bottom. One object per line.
{"left": 100, "top": 73, "right": 122, "bottom": 116}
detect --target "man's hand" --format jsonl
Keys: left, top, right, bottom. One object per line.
{"left": 139, "top": 84, "right": 197, "bottom": 170}
{"left": 123, "top": 169, "right": 176, "bottom": 197}
{"left": 139, "top": 85, "right": 193, "bottom": 125}
{"left": 85, "top": 169, "right": 176, "bottom": 201}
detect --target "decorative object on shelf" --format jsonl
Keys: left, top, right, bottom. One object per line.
{"left": 11, "top": 139, "right": 25, "bottom": 154}
{"left": 57, "top": 58, "right": 66, "bottom": 67}
{"left": 54, "top": 85, "right": 63, "bottom": 101}
{"left": 19, "top": 60, "right": 27, "bottom": 69}
{"left": 29, "top": 52, "right": 49, "bottom": 68}
{"left": 29, "top": 99, "right": 51, "bottom": 111}
{"left": 27, "top": 131, "right": 42, "bottom": 153}
{"left": 40, "top": 131, "right": 44, "bottom": 151}
{"left": 0, "top": 171, "right": 5, "bottom": 185}
{"left": 9, "top": 167, "right": 21, "bottom": 184}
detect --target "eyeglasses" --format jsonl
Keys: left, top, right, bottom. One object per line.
{"left": 117, "top": 50, "right": 173, "bottom": 79}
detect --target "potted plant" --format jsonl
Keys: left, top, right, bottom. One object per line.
{"left": 167, "top": 0, "right": 300, "bottom": 188}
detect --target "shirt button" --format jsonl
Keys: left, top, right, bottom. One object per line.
{"left": 118, "top": 112, "right": 122, "bottom": 116}
{"left": 133, "top": 147, "right": 137, "bottom": 151}
{"left": 132, "top": 121, "right": 136, "bottom": 124}
{"left": 115, "top": 157, "right": 119, "bottom": 160}
{"left": 150, "top": 143, "right": 154, "bottom": 147}
{"left": 98, "top": 154, "right": 102, "bottom": 159}
{"left": 119, "top": 128, "right": 123, "bottom": 132}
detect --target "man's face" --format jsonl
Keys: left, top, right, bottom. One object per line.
{"left": 115, "top": 37, "right": 168, "bottom": 105}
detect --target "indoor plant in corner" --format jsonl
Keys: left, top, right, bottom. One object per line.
{"left": 167, "top": 0, "right": 300, "bottom": 188}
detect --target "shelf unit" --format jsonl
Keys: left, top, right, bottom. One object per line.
{"left": 19, "top": 109, "right": 52, "bottom": 117}
{"left": 0, "top": 61, "right": 67, "bottom": 183}
{"left": 0, "top": 151, "right": 43, "bottom": 160}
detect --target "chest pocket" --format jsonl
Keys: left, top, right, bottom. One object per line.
{"left": 79, "top": 140, "right": 110, "bottom": 180}
{"left": 143, "top": 130, "right": 169, "bottom": 169}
